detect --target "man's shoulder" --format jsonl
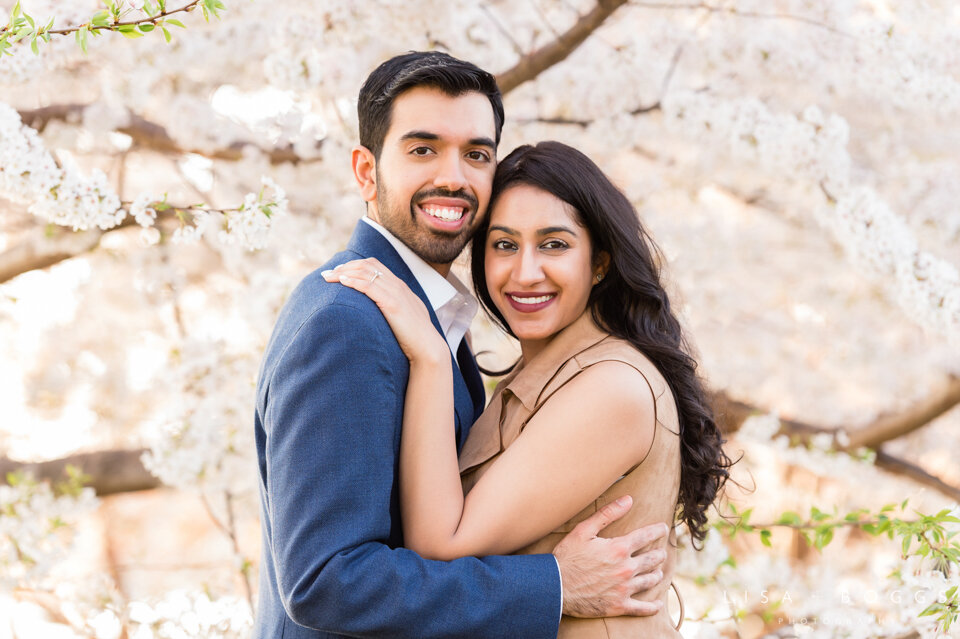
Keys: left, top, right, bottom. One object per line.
{"left": 282, "top": 251, "right": 386, "bottom": 327}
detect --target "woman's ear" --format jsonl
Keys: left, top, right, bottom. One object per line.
{"left": 351, "top": 145, "right": 378, "bottom": 205}
{"left": 594, "top": 250, "right": 611, "bottom": 281}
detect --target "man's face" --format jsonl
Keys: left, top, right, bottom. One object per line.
{"left": 368, "top": 86, "right": 497, "bottom": 272}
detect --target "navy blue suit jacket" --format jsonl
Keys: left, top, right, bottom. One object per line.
{"left": 254, "top": 221, "right": 561, "bottom": 638}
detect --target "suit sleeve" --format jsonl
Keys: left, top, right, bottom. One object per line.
{"left": 262, "top": 300, "right": 561, "bottom": 638}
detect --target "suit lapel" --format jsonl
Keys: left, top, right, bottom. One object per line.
{"left": 347, "top": 221, "right": 476, "bottom": 449}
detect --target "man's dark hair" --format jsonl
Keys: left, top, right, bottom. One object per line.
{"left": 357, "top": 51, "right": 504, "bottom": 159}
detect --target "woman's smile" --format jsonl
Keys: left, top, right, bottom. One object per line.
{"left": 485, "top": 184, "right": 605, "bottom": 362}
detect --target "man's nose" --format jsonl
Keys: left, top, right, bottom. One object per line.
{"left": 433, "top": 153, "right": 468, "bottom": 192}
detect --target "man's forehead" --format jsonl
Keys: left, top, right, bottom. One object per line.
{"left": 385, "top": 86, "right": 496, "bottom": 143}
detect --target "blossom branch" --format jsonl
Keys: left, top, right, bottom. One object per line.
{"left": 496, "top": 0, "right": 630, "bottom": 94}
{"left": 713, "top": 387, "right": 960, "bottom": 501}
{"left": 18, "top": 103, "right": 310, "bottom": 165}
{"left": 0, "top": 225, "right": 105, "bottom": 284}
{"left": 629, "top": 1, "right": 854, "bottom": 38}
{"left": 0, "top": 0, "right": 223, "bottom": 55}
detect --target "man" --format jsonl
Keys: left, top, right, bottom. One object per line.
{"left": 254, "top": 51, "right": 669, "bottom": 639}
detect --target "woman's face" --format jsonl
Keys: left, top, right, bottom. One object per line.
{"left": 484, "top": 184, "right": 604, "bottom": 361}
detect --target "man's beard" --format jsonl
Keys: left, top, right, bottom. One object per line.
{"left": 375, "top": 175, "right": 480, "bottom": 266}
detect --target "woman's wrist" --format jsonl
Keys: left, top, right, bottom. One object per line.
{"left": 407, "top": 336, "right": 450, "bottom": 368}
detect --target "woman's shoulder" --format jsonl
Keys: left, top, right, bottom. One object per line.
{"left": 568, "top": 335, "right": 668, "bottom": 395}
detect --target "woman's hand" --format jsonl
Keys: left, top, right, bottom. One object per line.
{"left": 322, "top": 258, "right": 448, "bottom": 365}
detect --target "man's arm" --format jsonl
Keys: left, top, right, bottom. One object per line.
{"left": 262, "top": 298, "right": 561, "bottom": 638}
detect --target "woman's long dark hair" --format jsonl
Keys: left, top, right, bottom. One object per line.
{"left": 471, "top": 141, "right": 731, "bottom": 542}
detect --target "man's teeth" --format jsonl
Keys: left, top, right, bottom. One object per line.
{"left": 510, "top": 294, "right": 555, "bottom": 305}
{"left": 422, "top": 205, "right": 464, "bottom": 221}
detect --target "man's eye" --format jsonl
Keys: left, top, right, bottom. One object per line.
{"left": 411, "top": 147, "right": 434, "bottom": 156}
{"left": 466, "top": 150, "right": 490, "bottom": 162}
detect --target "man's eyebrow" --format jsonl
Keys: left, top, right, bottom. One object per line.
{"left": 397, "top": 131, "right": 496, "bottom": 150}
{"left": 469, "top": 137, "right": 496, "bottom": 150}
{"left": 399, "top": 130, "right": 439, "bottom": 142}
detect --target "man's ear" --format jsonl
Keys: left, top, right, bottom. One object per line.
{"left": 351, "top": 145, "right": 378, "bottom": 204}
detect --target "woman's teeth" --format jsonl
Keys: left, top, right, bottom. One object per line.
{"left": 509, "top": 294, "right": 555, "bottom": 305}
{"left": 422, "top": 205, "right": 464, "bottom": 221}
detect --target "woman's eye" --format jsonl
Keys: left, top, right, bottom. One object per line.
{"left": 492, "top": 239, "right": 516, "bottom": 251}
{"left": 542, "top": 240, "right": 568, "bottom": 250}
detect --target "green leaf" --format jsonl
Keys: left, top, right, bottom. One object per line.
{"left": 29, "top": 34, "right": 37, "bottom": 54}
{"left": 138, "top": 23, "right": 154, "bottom": 32}
{"left": 161, "top": 25, "right": 171, "bottom": 42}
{"left": 92, "top": 11, "right": 110, "bottom": 27}
{"left": 775, "top": 511, "right": 802, "bottom": 526}
{"left": 12, "top": 1, "right": 21, "bottom": 19}
{"left": 901, "top": 498, "right": 909, "bottom": 510}
{"left": 810, "top": 506, "right": 831, "bottom": 522}
{"left": 120, "top": 28, "right": 142, "bottom": 37}
{"left": 24, "top": 12, "right": 33, "bottom": 28}
{"left": 166, "top": 18, "right": 185, "bottom": 28}
{"left": 901, "top": 534, "right": 912, "bottom": 556}
{"left": 760, "top": 529, "right": 772, "bottom": 547}
{"left": 79, "top": 25, "right": 88, "bottom": 53}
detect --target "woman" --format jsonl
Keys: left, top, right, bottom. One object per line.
{"left": 324, "top": 141, "right": 731, "bottom": 636}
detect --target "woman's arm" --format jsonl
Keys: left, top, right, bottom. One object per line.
{"left": 402, "top": 359, "right": 658, "bottom": 559}
{"left": 324, "top": 258, "right": 658, "bottom": 560}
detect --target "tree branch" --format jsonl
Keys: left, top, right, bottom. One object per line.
{"left": 843, "top": 376, "right": 960, "bottom": 449}
{"left": 0, "top": 208, "right": 198, "bottom": 284}
{"left": 629, "top": 2, "right": 853, "bottom": 38}
{"left": 496, "top": 0, "right": 630, "bottom": 94}
{"left": 0, "top": 449, "right": 160, "bottom": 495}
{"left": 3, "top": 383, "right": 957, "bottom": 501}
{"left": 874, "top": 449, "right": 960, "bottom": 502}
{"left": 18, "top": 104, "right": 310, "bottom": 165}
{"left": 0, "top": 225, "right": 104, "bottom": 283}
{"left": 711, "top": 386, "right": 960, "bottom": 502}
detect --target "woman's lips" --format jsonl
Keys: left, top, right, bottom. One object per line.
{"left": 505, "top": 292, "right": 557, "bottom": 313}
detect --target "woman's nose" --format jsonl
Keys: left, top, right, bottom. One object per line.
{"left": 514, "top": 248, "right": 544, "bottom": 285}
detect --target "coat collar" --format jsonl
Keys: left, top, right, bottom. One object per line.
{"left": 344, "top": 220, "right": 481, "bottom": 449}
{"left": 503, "top": 310, "right": 609, "bottom": 411}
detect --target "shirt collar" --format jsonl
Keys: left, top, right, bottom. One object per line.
{"left": 503, "top": 310, "right": 609, "bottom": 411}
{"left": 361, "top": 216, "right": 458, "bottom": 313}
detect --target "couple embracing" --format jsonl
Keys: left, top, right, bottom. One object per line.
{"left": 254, "top": 51, "right": 731, "bottom": 638}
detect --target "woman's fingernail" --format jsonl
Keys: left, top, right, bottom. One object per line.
{"left": 321, "top": 270, "right": 334, "bottom": 278}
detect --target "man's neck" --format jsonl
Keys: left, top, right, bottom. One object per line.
{"left": 364, "top": 214, "right": 454, "bottom": 276}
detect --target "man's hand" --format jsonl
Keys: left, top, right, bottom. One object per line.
{"left": 553, "top": 495, "right": 669, "bottom": 618}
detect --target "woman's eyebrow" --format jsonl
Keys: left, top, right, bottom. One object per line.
{"left": 536, "top": 226, "right": 576, "bottom": 236}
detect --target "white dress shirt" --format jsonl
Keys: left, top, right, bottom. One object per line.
{"left": 361, "top": 217, "right": 477, "bottom": 355}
